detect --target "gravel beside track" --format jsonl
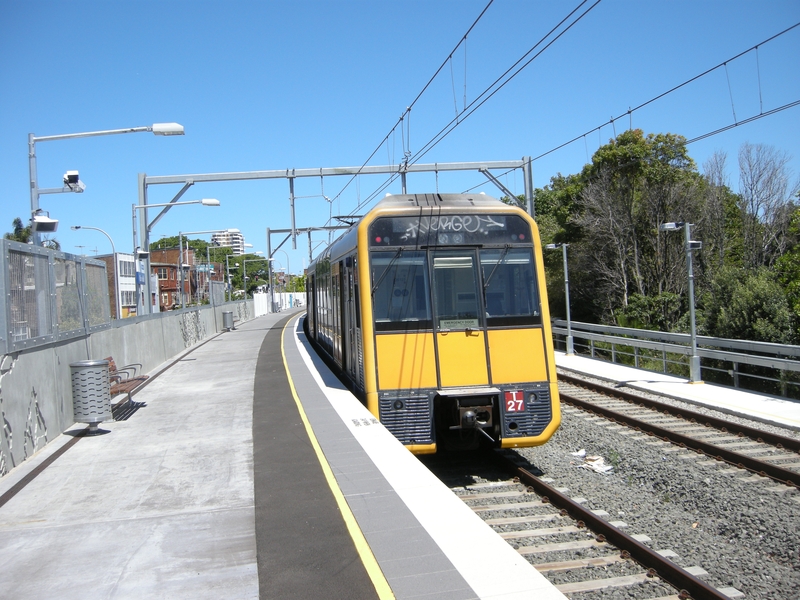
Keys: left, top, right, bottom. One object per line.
{"left": 513, "top": 377, "right": 800, "bottom": 600}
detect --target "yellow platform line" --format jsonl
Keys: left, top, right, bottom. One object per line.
{"left": 281, "top": 316, "right": 395, "bottom": 600}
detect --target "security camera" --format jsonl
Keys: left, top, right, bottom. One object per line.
{"left": 64, "top": 170, "right": 79, "bottom": 185}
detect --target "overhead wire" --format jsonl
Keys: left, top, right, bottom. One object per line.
{"left": 404, "top": 0, "right": 600, "bottom": 168}
{"left": 724, "top": 62, "right": 738, "bottom": 123}
{"left": 685, "top": 99, "right": 800, "bottom": 144}
{"left": 348, "top": 0, "right": 601, "bottom": 216}
{"left": 530, "top": 21, "right": 800, "bottom": 164}
{"left": 334, "top": 13, "right": 798, "bottom": 222}
{"left": 323, "top": 0, "right": 495, "bottom": 220}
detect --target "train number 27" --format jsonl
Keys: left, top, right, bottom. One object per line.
{"left": 505, "top": 391, "right": 525, "bottom": 412}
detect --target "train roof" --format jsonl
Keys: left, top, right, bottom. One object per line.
{"left": 373, "top": 193, "right": 504, "bottom": 209}
{"left": 310, "top": 192, "right": 521, "bottom": 266}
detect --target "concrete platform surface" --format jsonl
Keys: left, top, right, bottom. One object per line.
{"left": 556, "top": 351, "right": 800, "bottom": 431}
{"left": 0, "top": 312, "right": 291, "bottom": 599}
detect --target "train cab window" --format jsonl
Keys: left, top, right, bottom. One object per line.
{"left": 432, "top": 251, "right": 482, "bottom": 331}
{"left": 371, "top": 250, "right": 431, "bottom": 331}
{"left": 480, "top": 248, "right": 541, "bottom": 326}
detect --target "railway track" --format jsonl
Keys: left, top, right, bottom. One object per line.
{"left": 422, "top": 450, "right": 739, "bottom": 600}
{"left": 421, "top": 374, "right": 800, "bottom": 598}
{"left": 556, "top": 372, "right": 800, "bottom": 490}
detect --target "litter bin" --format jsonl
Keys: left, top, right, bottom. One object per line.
{"left": 222, "top": 311, "right": 234, "bottom": 331}
{"left": 70, "top": 359, "right": 112, "bottom": 433}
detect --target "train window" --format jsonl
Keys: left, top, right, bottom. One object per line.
{"left": 480, "top": 248, "right": 542, "bottom": 326}
{"left": 371, "top": 250, "right": 432, "bottom": 331}
{"left": 432, "top": 251, "right": 482, "bottom": 331}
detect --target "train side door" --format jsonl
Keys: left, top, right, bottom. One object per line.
{"left": 308, "top": 273, "right": 317, "bottom": 339}
{"left": 430, "top": 249, "right": 489, "bottom": 387}
{"left": 343, "top": 256, "right": 361, "bottom": 385}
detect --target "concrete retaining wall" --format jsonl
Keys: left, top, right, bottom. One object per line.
{"left": 0, "top": 300, "right": 253, "bottom": 477}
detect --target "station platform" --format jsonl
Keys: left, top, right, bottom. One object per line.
{"left": 0, "top": 311, "right": 565, "bottom": 600}
{"left": 3, "top": 312, "right": 794, "bottom": 600}
{"left": 556, "top": 351, "right": 800, "bottom": 432}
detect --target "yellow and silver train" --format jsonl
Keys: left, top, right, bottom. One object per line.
{"left": 305, "top": 193, "right": 560, "bottom": 454}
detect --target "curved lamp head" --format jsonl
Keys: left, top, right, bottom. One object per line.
{"left": 200, "top": 198, "right": 220, "bottom": 206}
{"left": 659, "top": 222, "right": 682, "bottom": 231}
{"left": 32, "top": 211, "right": 58, "bottom": 233}
{"left": 151, "top": 123, "right": 185, "bottom": 136}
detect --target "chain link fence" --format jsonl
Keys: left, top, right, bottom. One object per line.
{"left": 1, "top": 239, "right": 110, "bottom": 354}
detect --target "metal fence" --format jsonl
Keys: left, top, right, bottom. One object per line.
{"left": 552, "top": 320, "right": 800, "bottom": 400}
{"left": 1, "top": 239, "right": 111, "bottom": 355}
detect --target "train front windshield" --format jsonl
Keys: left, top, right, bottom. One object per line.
{"left": 480, "top": 248, "right": 542, "bottom": 327}
{"left": 371, "top": 251, "right": 432, "bottom": 331}
{"left": 369, "top": 226, "right": 542, "bottom": 331}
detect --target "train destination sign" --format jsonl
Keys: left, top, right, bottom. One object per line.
{"left": 369, "top": 214, "right": 531, "bottom": 247}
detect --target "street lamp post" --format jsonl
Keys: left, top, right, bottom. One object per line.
{"left": 131, "top": 198, "right": 220, "bottom": 314}
{"left": 273, "top": 249, "right": 290, "bottom": 287}
{"left": 545, "top": 243, "right": 573, "bottom": 355}
{"left": 242, "top": 253, "right": 265, "bottom": 299}
{"left": 71, "top": 225, "right": 120, "bottom": 319}
{"left": 271, "top": 249, "right": 291, "bottom": 310}
{"left": 267, "top": 258, "right": 282, "bottom": 312}
{"left": 208, "top": 246, "right": 231, "bottom": 299}
{"left": 225, "top": 255, "right": 239, "bottom": 302}
{"left": 660, "top": 222, "right": 703, "bottom": 383}
{"left": 29, "top": 123, "right": 184, "bottom": 245}
{"left": 177, "top": 229, "right": 234, "bottom": 308}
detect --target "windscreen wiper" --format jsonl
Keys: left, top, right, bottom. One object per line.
{"left": 483, "top": 245, "right": 510, "bottom": 290}
{"left": 371, "top": 248, "right": 404, "bottom": 296}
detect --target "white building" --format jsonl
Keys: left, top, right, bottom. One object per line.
{"left": 96, "top": 252, "right": 137, "bottom": 318}
{"left": 211, "top": 229, "right": 246, "bottom": 255}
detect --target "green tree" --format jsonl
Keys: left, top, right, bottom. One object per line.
{"left": 569, "top": 130, "right": 702, "bottom": 320}
{"left": 535, "top": 132, "right": 798, "bottom": 343}
{"left": 286, "top": 274, "right": 306, "bottom": 293}
{"left": 775, "top": 205, "right": 800, "bottom": 338}
{"left": 151, "top": 236, "right": 215, "bottom": 253}
{"left": 615, "top": 292, "right": 682, "bottom": 331}
{"left": 700, "top": 152, "right": 744, "bottom": 274}
{"left": 223, "top": 254, "right": 271, "bottom": 297}
{"left": 704, "top": 266, "right": 794, "bottom": 344}
{"left": 5, "top": 217, "right": 31, "bottom": 243}
{"left": 737, "top": 143, "right": 799, "bottom": 269}
{"left": 41, "top": 236, "right": 60, "bottom": 250}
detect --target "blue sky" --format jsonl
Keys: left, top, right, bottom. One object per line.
{"left": 1, "top": 0, "right": 798, "bottom": 273}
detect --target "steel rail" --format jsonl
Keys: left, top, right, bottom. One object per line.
{"left": 557, "top": 379, "right": 800, "bottom": 489}
{"left": 490, "top": 451, "right": 730, "bottom": 600}
{"left": 558, "top": 372, "right": 800, "bottom": 453}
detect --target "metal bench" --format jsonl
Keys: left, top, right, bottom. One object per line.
{"left": 104, "top": 357, "right": 150, "bottom": 407}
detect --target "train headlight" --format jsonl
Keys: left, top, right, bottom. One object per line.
{"left": 393, "top": 399, "right": 405, "bottom": 410}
